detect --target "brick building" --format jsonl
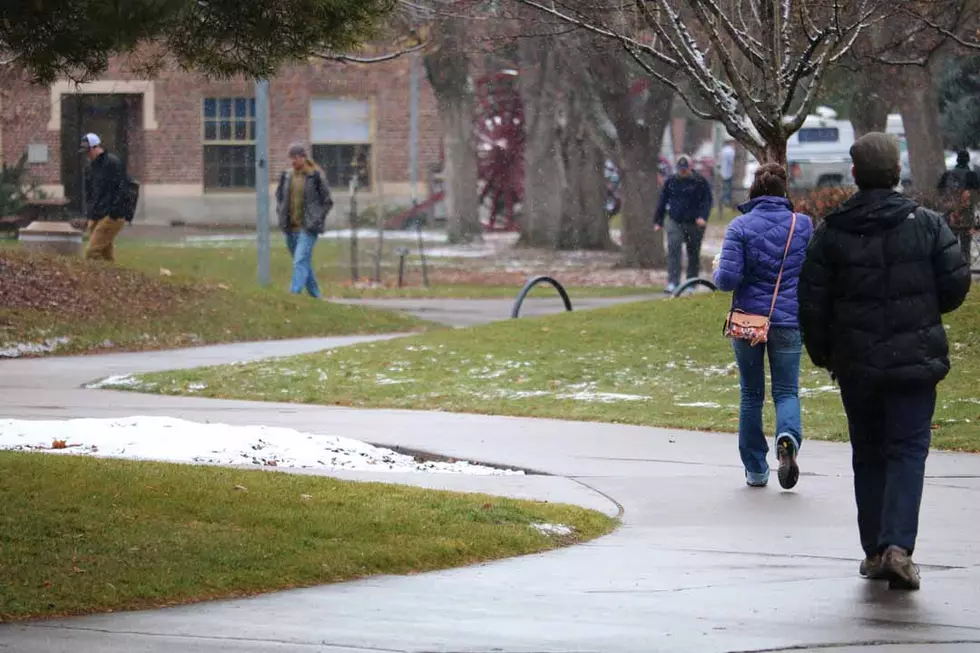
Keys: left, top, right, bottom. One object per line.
{"left": 0, "top": 57, "right": 443, "bottom": 227}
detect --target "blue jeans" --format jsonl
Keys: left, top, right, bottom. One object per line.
{"left": 285, "top": 231, "right": 321, "bottom": 298}
{"left": 839, "top": 381, "right": 935, "bottom": 557}
{"left": 732, "top": 328, "right": 803, "bottom": 482}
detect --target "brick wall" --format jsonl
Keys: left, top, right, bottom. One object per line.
{"left": 1, "top": 76, "right": 60, "bottom": 185}
{"left": 0, "top": 56, "right": 443, "bottom": 192}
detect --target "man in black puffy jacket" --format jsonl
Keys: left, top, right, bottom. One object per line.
{"left": 799, "top": 132, "right": 971, "bottom": 591}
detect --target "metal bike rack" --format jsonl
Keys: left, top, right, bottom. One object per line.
{"left": 511, "top": 276, "right": 573, "bottom": 318}
{"left": 672, "top": 277, "right": 718, "bottom": 298}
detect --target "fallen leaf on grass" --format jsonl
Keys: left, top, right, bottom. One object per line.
{"left": 233, "top": 484, "right": 248, "bottom": 492}
{"left": 300, "top": 494, "right": 313, "bottom": 501}
{"left": 159, "top": 268, "right": 173, "bottom": 277}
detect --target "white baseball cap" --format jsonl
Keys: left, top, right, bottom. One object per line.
{"left": 79, "top": 133, "right": 101, "bottom": 151}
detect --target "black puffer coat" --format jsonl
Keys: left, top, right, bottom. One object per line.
{"left": 798, "top": 189, "right": 971, "bottom": 386}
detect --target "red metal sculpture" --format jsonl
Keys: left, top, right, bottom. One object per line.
{"left": 473, "top": 70, "right": 524, "bottom": 231}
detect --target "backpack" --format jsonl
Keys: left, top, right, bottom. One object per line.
{"left": 120, "top": 176, "right": 140, "bottom": 222}
{"left": 944, "top": 168, "right": 970, "bottom": 193}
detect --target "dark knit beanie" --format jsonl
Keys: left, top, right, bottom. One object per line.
{"left": 850, "top": 132, "right": 901, "bottom": 190}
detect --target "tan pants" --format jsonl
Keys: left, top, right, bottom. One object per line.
{"left": 85, "top": 217, "right": 125, "bottom": 262}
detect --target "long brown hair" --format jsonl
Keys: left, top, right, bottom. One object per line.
{"left": 749, "top": 163, "right": 788, "bottom": 199}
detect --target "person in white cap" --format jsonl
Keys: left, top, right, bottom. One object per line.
{"left": 80, "top": 133, "right": 127, "bottom": 262}
{"left": 653, "top": 154, "right": 713, "bottom": 293}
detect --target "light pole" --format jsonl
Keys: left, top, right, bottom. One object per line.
{"left": 254, "top": 79, "right": 271, "bottom": 286}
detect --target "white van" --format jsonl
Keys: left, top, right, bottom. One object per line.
{"left": 785, "top": 107, "right": 855, "bottom": 189}
{"left": 741, "top": 110, "right": 912, "bottom": 191}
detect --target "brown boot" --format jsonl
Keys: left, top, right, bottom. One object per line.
{"left": 881, "top": 545, "right": 920, "bottom": 590}
{"left": 859, "top": 553, "right": 886, "bottom": 580}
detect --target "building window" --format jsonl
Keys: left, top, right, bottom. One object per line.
{"left": 797, "top": 127, "right": 839, "bottom": 144}
{"left": 203, "top": 97, "right": 256, "bottom": 190}
{"left": 310, "top": 98, "right": 372, "bottom": 189}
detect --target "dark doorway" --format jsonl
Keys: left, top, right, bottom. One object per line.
{"left": 60, "top": 94, "right": 131, "bottom": 214}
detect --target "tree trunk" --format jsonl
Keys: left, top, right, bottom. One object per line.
{"left": 618, "top": 142, "right": 663, "bottom": 267}
{"left": 590, "top": 49, "right": 673, "bottom": 268}
{"left": 763, "top": 138, "right": 788, "bottom": 166}
{"left": 517, "top": 37, "right": 563, "bottom": 248}
{"left": 423, "top": 17, "right": 481, "bottom": 244}
{"left": 440, "top": 97, "right": 482, "bottom": 243}
{"left": 898, "top": 67, "right": 946, "bottom": 192}
{"left": 557, "top": 114, "right": 613, "bottom": 251}
{"left": 850, "top": 82, "right": 890, "bottom": 138}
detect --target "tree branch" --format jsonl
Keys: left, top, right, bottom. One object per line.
{"left": 316, "top": 42, "right": 425, "bottom": 64}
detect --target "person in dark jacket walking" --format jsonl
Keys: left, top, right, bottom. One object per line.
{"left": 799, "top": 132, "right": 972, "bottom": 591}
{"left": 937, "top": 150, "right": 980, "bottom": 192}
{"left": 81, "top": 133, "right": 127, "bottom": 262}
{"left": 653, "top": 154, "right": 713, "bottom": 293}
{"left": 275, "top": 143, "right": 333, "bottom": 298}
{"left": 714, "top": 164, "right": 813, "bottom": 489}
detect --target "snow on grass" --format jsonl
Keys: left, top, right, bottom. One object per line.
{"left": 676, "top": 401, "right": 722, "bottom": 408}
{"left": 85, "top": 375, "right": 155, "bottom": 390}
{"left": 320, "top": 229, "right": 448, "bottom": 243}
{"left": 531, "top": 523, "right": 574, "bottom": 537}
{"left": 800, "top": 385, "right": 839, "bottom": 397}
{"left": 0, "top": 337, "right": 71, "bottom": 358}
{"left": 0, "top": 416, "right": 523, "bottom": 476}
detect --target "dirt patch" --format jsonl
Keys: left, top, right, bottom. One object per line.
{"left": 0, "top": 249, "right": 203, "bottom": 322}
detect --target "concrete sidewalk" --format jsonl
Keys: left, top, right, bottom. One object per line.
{"left": 334, "top": 295, "right": 662, "bottom": 327}
{"left": 2, "top": 337, "right": 980, "bottom": 653}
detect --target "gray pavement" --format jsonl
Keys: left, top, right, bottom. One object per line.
{"left": 2, "top": 336, "right": 980, "bottom": 652}
{"left": 335, "top": 295, "right": 662, "bottom": 327}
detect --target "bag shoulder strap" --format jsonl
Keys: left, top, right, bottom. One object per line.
{"left": 768, "top": 213, "right": 798, "bottom": 318}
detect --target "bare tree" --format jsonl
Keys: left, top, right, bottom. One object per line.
{"left": 512, "top": 0, "right": 886, "bottom": 164}
{"left": 423, "top": 16, "right": 483, "bottom": 244}
{"left": 517, "top": 31, "right": 567, "bottom": 247}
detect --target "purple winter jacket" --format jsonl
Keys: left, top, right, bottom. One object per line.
{"left": 713, "top": 196, "right": 813, "bottom": 329}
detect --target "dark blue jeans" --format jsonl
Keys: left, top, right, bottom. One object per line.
{"left": 285, "top": 231, "right": 321, "bottom": 298}
{"left": 839, "top": 381, "right": 936, "bottom": 557}
{"left": 732, "top": 328, "right": 803, "bottom": 483}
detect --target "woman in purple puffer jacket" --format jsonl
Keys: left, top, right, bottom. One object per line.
{"left": 713, "top": 163, "right": 813, "bottom": 490}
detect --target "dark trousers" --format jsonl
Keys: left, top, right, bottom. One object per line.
{"left": 839, "top": 380, "right": 937, "bottom": 557}
{"left": 666, "top": 218, "right": 705, "bottom": 287}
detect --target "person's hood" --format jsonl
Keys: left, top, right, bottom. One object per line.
{"left": 737, "top": 195, "right": 792, "bottom": 215}
{"left": 823, "top": 189, "right": 916, "bottom": 235}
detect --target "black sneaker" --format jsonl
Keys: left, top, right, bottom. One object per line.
{"left": 881, "top": 546, "right": 920, "bottom": 591}
{"left": 776, "top": 435, "right": 799, "bottom": 490}
{"left": 859, "top": 553, "right": 887, "bottom": 580}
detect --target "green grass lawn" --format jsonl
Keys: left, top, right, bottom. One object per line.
{"left": 114, "top": 291, "right": 980, "bottom": 452}
{"left": 113, "top": 237, "right": 660, "bottom": 299}
{"left": 0, "top": 452, "right": 615, "bottom": 621}
{"left": 0, "top": 248, "right": 426, "bottom": 357}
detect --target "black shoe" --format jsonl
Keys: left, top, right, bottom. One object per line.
{"left": 776, "top": 435, "right": 799, "bottom": 490}
{"left": 881, "top": 546, "right": 920, "bottom": 591}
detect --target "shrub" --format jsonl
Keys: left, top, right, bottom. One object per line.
{"left": 789, "top": 187, "right": 855, "bottom": 224}
{"left": 790, "top": 186, "right": 978, "bottom": 236}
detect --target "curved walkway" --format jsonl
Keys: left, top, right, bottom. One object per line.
{"left": 2, "top": 336, "right": 980, "bottom": 653}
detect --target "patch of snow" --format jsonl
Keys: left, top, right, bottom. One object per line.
{"left": 375, "top": 375, "right": 414, "bottom": 386}
{"left": 0, "top": 417, "right": 523, "bottom": 476}
{"left": 560, "top": 390, "right": 648, "bottom": 403}
{"left": 0, "top": 337, "right": 71, "bottom": 358}
{"left": 800, "top": 385, "right": 839, "bottom": 397}
{"left": 531, "top": 523, "right": 574, "bottom": 537}
{"left": 320, "top": 229, "right": 448, "bottom": 243}
{"left": 425, "top": 245, "right": 498, "bottom": 259}
{"left": 85, "top": 374, "right": 146, "bottom": 390}
{"left": 676, "top": 402, "right": 722, "bottom": 408}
